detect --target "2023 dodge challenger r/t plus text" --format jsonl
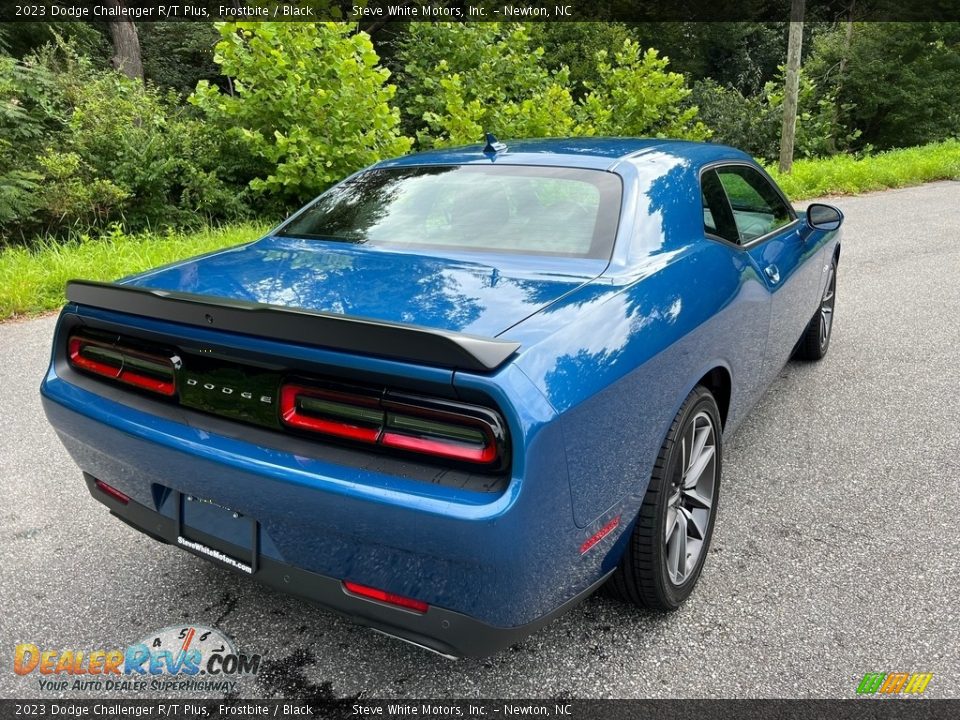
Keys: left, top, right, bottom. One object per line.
{"left": 41, "top": 138, "right": 842, "bottom": 658}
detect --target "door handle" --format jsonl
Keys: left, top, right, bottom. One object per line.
{"left": 764, "top": 264, "right": 781, "bottom": 284}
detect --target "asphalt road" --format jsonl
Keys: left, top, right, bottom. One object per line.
{"left": 2, "top": 182, "right": 959, "bottom": 700}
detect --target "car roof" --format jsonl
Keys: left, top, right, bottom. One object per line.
{"left": 373, "top": 137, "right": 754, "bottom": 172}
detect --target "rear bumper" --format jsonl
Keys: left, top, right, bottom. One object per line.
{"left": 80, "top": 472, "right": 609, "bottom": 658}
{"left": 41, "top": 347, "right": 626, "bottom": 655}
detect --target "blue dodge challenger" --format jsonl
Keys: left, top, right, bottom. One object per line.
{"left": 41, "top": 138, "right": 842, "bottom": 657}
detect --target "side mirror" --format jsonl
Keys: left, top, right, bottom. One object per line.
{"left": 806, "top": 203, "right": 843, "bottom": 232}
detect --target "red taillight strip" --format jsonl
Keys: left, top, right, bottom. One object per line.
{"left": 380, "top": 431, "right": 498, "bottom": 464}
{"left": 279, "top": 384, "right": 382, "bottom": 442}
{"left": 117, "top": 367, "right": 175, "bottom": 395}
{"left": 68, "top": 337, "right": 122, "bottom": 379}
{"left": 342, "top": 581, "right": 429, "bottom": 613}
{"left": 68, "top": 335, "right": 176, "bottom": 397}
{"left": 282, "top": 411, "right": 380, "bottom": 442}
{"left": 580, "top": 515, "right": 621, "bottom": 555}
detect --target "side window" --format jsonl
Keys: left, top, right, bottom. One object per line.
{"left": 715, "top": 166, "right": 795, "bottom": 243}
{"left": 701, "top": 169, "right": 738, "bottom": 243}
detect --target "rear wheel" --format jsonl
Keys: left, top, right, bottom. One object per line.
{"left": 795, "top": 256, "right": 837, "bottom": 361}
{"left": 608, "top": 386, "right": 722, "bottom": 610}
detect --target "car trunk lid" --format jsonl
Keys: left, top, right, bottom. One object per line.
{"left": 123, "top": 236, "right": 606, "bottom": 339}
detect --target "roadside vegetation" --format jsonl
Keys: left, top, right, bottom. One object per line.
{"left": 1, "top": 20, "right": 958, "bottom": 319}
{"left": 766, "top": 140, "right": 960, "bottom": 199}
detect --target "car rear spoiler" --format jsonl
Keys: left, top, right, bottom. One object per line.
{"left": 65, "top": 280, "right": 521, "bottom": 373}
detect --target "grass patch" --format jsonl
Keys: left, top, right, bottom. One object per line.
{"left": 0, "top": 222, "right": 268, "bottom": 320}
{"left": 766, "top": 140, "right": 960, "bottom": 200}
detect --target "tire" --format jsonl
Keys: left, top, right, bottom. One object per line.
{"left": 795, "top": 255, "right": 837, "bottom": 361}
{"left": 608, "top": 385, "right": 722, "bottom": 610}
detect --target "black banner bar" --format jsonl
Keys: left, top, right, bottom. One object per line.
{"left": 3, "top": 0, "right": 960, "bottom": 23}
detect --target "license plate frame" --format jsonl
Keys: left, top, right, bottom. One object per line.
{"left": 174, "top": 490, "right": 260, "bottom": 575}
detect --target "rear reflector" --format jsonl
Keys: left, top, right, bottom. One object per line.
{"left": 580, "top": 514, "right": 621, "bottom": 555}
{"left": 68, "top": 334, "right": 177, "bottom": 397}
{"left": 280, "top": 380, "right": 506, "bottom": 468}
{"left": 343, "top": 581, "right": 429, "bottom": 613}
{"left": 94, "top": 479, "right": 130, "bottom": 505}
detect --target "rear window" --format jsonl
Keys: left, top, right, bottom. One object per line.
{"left": 277, "top": 165, "right": 623, "bottom": 259}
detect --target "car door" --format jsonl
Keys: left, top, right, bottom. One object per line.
{"left": 703, "top": 164, "right": 822, "bottom": 385}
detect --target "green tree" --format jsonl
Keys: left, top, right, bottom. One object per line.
{"left": 688, "top": 71, "right": 858, "bottom": 162}
{"left": 397, "top": 24, "right": 705, "bottom": 147}
{"left": 0, "top": 56, "right": 48, "bottom": 233}
{"left": 0, "top": 21, "right": 110, "bottom": 66}
{"left": 529, "top": 22, "right": 637, "bottom": 97}
{"left": 1, "top": 41, "right": 246, "bottom": 241}
{"left": 630, "top": 23, "right": 790, "bottom": 97}
{"left": 574, "top": 41, "right": 709, "bottom": 140}
{"left": 805, "top": 22, "right": 960, "bottom": 150}
{"left": 191, "top": 22, "right": 411, "bottom": 203}
{"left": 394, "top": 23, "right": 574, "bottom": 147}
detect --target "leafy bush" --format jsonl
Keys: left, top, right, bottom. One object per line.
{"left": 0, "top": 52, "right": 72, "bottom": 235}
{"left": 575, "top": 41, "right": 708, "bottom": 140}
{"left": 55, "top": 65, "right": 247, "bottom": 229}
{"left": 394, "top": 23, "right": 574, "bottom": 147}
{"left": 529, "top": 22, "right": 638, "bottom": 98}
{"left": 689, "top": 71, "right": 859, "bottom": 161}
{"left": 687, "top": 78, "right": 776, "bottom": 157}
{"left": 397, "top": 24, "right": 706, "bottom": 147}
{"left": 191, "top": 22, "right": 411, "bottom": 205}
{"left": 30, "top": 150, "right": 128, "bottom": 231}
{"left": 0, "top": 42, "right": 249, "bottom": 242}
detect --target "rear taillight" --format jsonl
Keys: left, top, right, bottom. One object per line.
{"left": 68, "top": 333, "right": 178, "bottom": 397}
{"left": 280, "top": 380, "right": 506, "bottom": 468}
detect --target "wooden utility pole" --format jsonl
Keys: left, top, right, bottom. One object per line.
{"left": 778, "top": 0, "right": 806, "bottom": 173}
{"left": 105, "top": 0, "right": 143, "bottom": 81}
